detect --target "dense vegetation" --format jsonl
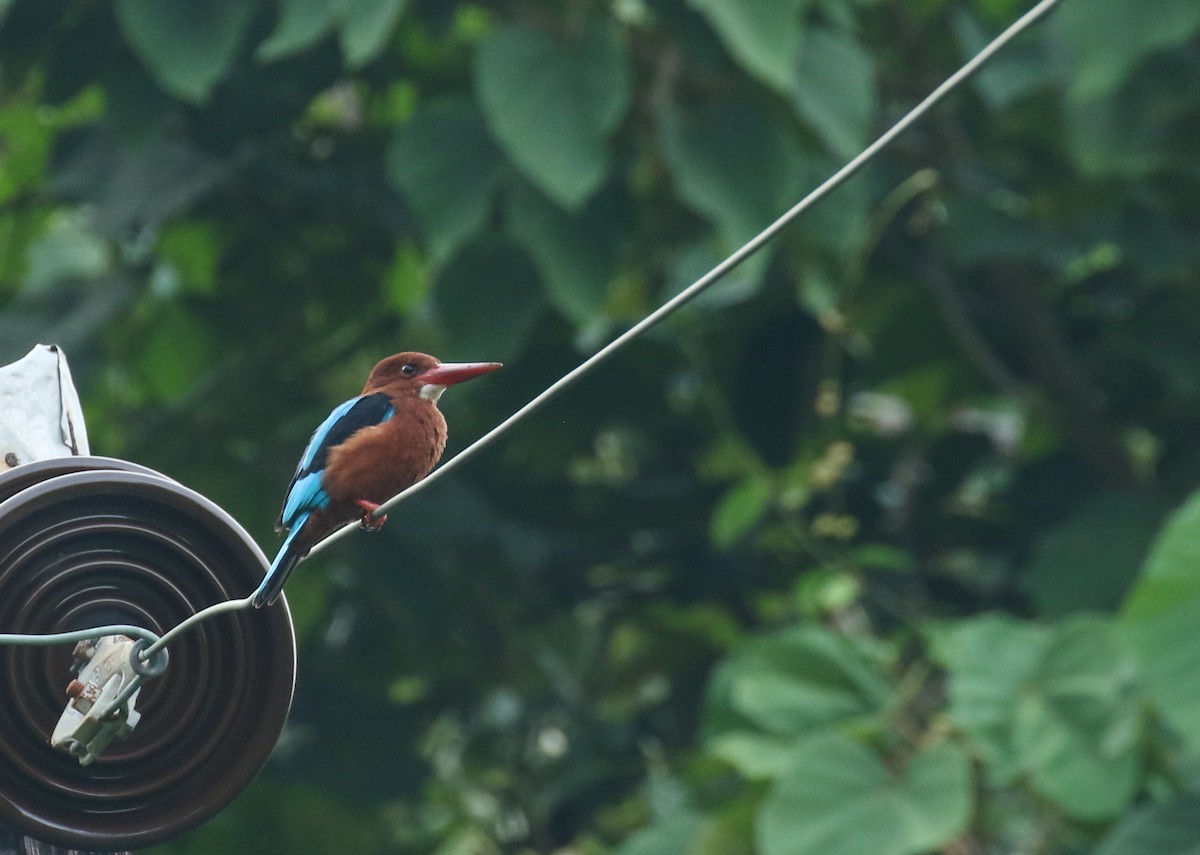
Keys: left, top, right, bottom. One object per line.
{"left": 2, "top": 0, "right": 1200, "bottom": 852}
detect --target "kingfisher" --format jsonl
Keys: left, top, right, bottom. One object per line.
{"left": 252, "top": 352, "right": 502, "bottom": 607}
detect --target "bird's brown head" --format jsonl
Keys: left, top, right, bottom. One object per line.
{"left": 364, "top": 352, "right": 502, "bottom": 402}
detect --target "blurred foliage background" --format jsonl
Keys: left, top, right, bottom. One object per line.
{"left": 2, "top": 0, "right": 1200, "bottom": 852}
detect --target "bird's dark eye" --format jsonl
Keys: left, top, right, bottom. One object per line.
{"left": 400, "top": 363, "right": 419, "bottom": 377}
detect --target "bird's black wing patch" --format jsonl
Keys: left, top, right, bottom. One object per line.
{"left": 276, "top": 392, "right": 395, "bottom": 528}
{"left": 305, "top": 392, "right": 395, "bottom": 473}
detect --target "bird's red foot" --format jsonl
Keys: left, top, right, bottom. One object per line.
{"left": 354, "top": 500, "right": 388, "bottom": 531}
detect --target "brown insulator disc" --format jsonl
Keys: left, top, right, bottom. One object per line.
{"left": 0, "top": 457, "right": 295, "bottom": 849}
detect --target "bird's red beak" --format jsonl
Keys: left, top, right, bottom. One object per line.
{"left": 421, "top": 361, "right": 502, "bottom": 386}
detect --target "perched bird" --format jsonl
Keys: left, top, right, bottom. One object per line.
{"left": 252, "top": 352, "right": 501, "bottom": 607}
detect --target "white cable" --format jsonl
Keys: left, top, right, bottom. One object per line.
{"left": 309, "top": 0, "right": 1068, "bottom": 557}
{"left": 0, "top": 0, "right": 1067, "bottom": 651}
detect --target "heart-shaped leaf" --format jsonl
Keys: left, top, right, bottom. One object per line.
{"left": 757, "top": 735, "right": 971, "bottom": 855}
{"left": 475, "top": 21, "right": 630, "bottom": 209}
{"left": 116, "top": 0, "right": 252, "bottom": 102}
{"left": 387, "top": 98, "right": 505, "bottom": 265}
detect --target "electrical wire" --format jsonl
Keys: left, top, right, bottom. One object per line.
{"left": 309, "top": 0, "right": 1068, "bottom": 554}
{"left": 0, "top": 0, "right": 1066, "bottom": 664}
{"left": 0, "top": 626, "right": 161, "bottom": 647}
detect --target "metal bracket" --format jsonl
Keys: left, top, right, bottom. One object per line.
{"left": 50, "top": 635, "right": 169, "bottom": 766}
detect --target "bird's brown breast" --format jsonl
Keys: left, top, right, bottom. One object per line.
{"left": 322, "top": 401, "right": 447, "bottom": 513}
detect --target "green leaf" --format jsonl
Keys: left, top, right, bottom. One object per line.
{"left": 933, "top": 612, "right": 1143, "bottom": 815}
{"left": 505, "top": 182, "right": 616, "bottom": 327}
{"left": 939, "top": 195, "right": 1057, "bottom": 266}
{"left": 255, "top": 0, "right": 405, "bottom": 66}
{"left": 339, "top": 0, "right": 407, "bottom": 67}
{"left": 257, "top": 0, "right": 335, "bottom": 62}
{"left": 617, "top": 809, "right": 705, "bottom": 855}
{"left": 1095, "top": 794, "right": 1200, "bottom": 855}
{"left": 1011, "top": 615, "right": 1142, "bottom": 820}
{"left": 157, "top": 220, "right": 221, "bottom": 294}
{"left": 618, "top": 805, "right": 756, "bottom": 855}
{"left": 1024, "top": 492, "right": 1169, "bottom": 616}
{"left": 757, "top": 735, "right": 971, "bottom": 855}
{"left": 0, "top": 101, "right": 53, "bottom": 204}
{"left": 1065, "top": 88, "right": 1170, "bottom": 179}
{"left": 386, "top": 98, "right": 505, "bottom": 264}
{"left": 928, "top": 613, "right": 1051, "bottom": 782}
{"left": 382, "top": 240, "right": 429, "bottom": 313}
{"left": 692, "top": 802, "right": 757, "bottom": 855}
{"left": 25, "top": 212, "right": 111, "bottom": 290}
{"left": 55, "top": 135, "right": 230, "bottom": 239}
{"left": 798, "top": 155, "right": 871, "bottom": 258}
{"left": 687, "top": 0, "right": 813, "bottom": 94}
{"left": 1122, "top": 490, "right": 1200, "bottom": 750}
{"left": 1058, "top": 0, "right": 1200, "bottom": 102}
{"left": 705, "top": 623, "right": 891, "bottom": 741}
{"left": 116, "top": 0, "right": 253, "bottom": 102}
{"left": 852, "top": 544, "right": 915, "bottom": 574}
{"left": 258, "top": 0, "right": 406, "bottom": 66}
{"left": 474, "top": 20, "right": 630, "bottom": 209}
{"left": 952, "top": 9, "right": 1056, "bottom": 109}
{"left": 663, "top": 239, "right": 764, "bottom": 312}
{"left": 137, "top": 304, "right": 218, "bottom": 401}
{"left": 876, "top": 362, "right": 962, "bottom": 428}
{"left": 709, "top": 731, "right": 819, "bottom": 780}
{"left": 793, "top": 27, "right": 875, "bottom": 158}
{"left": 433, "top": 237, "right": 542, "bottom": 362}
{"left": 659, "top": 98, "right": 804, "bottom": 254}
{"left": 710, "top": 475, "right": 772, "bottom": 548}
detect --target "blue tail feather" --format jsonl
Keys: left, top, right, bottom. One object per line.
{"left": 253, "top": 515, "right": 310, "bottom": 608}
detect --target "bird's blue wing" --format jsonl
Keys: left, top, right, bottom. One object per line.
{"left": 297, "top": 396, "right": 362, "bottom": 474}
{"left": 280, "top": 471, "right": 327, "bottom": 528}
{"left": 277, "top": 392, "right": 395, "bottom": 528}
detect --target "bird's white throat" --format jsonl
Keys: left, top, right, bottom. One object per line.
{"left": 420, "top": 384, "right": 447, "bottom": 403}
